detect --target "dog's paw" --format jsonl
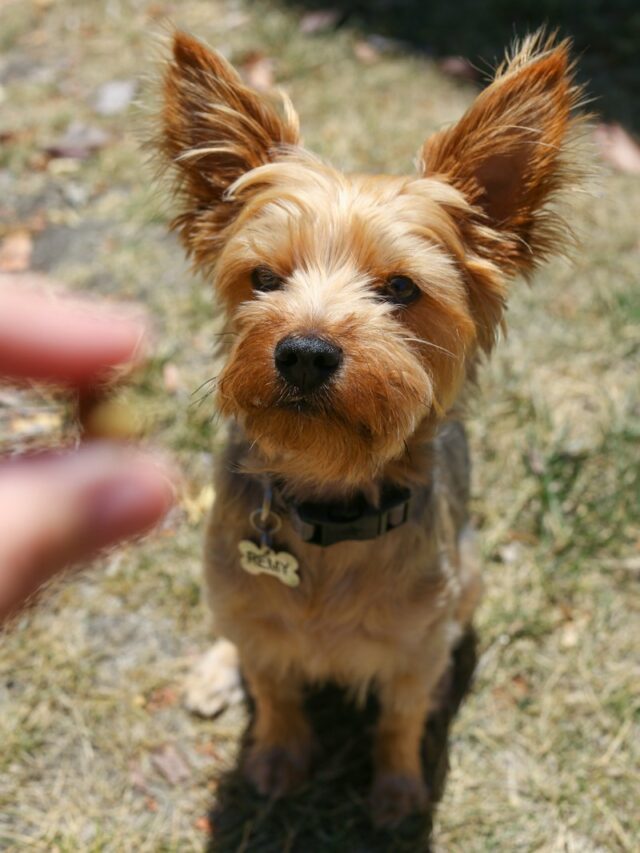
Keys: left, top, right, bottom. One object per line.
{"left": 370, "top": 772, "right": 428, "bottom": 828}
{"left": 243, "top": 742, "right": 312, "bottom": 798}
{"left": 183, "top": 639, "right": 243, "bottom": 718}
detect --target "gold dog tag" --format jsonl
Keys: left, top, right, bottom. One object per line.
{"left": 238, "top": 541, "right": 300, "bottom": 587}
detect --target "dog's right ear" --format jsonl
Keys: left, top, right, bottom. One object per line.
{"left": 157, "top": 32, "right": 300, "bottom": 270}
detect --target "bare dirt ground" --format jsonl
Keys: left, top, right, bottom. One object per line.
{"left": 1, "top": 1, "right": 638, "bottom": 850}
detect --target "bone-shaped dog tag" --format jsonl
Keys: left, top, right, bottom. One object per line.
{"left": 238, "top": 540, "right": 300, "bottom": 587}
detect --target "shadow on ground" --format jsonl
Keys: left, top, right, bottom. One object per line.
{"left": 206, "top": 630, "right": 477, "bottom": 852}
{"left": 282, "top": 0, "right": 640, "bottom": 131}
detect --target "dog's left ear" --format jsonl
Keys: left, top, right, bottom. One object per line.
{"left": 420, "top": 33, "right": 583, "bottom": 276}
{"left": 158, "top": 32, "right": 300, "bottom": 269}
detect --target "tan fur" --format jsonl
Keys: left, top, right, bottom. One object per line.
{"left": 155, "top": 31, "right": 584, "bottom": 825}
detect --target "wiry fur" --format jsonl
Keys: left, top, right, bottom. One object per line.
{"left": 155, "top": 31, "right": 584, "bottom": 825}
{"left": 159, "top": 35, "right": 299, "bottom": 271}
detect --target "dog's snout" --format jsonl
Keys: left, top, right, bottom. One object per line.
{"left": 274, "top": 335, "right": 342, "bottom": 393}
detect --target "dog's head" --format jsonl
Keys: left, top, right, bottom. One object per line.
{"left": 158, "top": 32, "right": 583, "bottom": 491}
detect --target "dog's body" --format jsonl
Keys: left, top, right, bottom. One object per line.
{"left": 204, "top": 420, "right": 479, "bottom": 820}
{"left": 207, "top": 419, "right": 476, "bottom": 688}
{"left": 157, "top": 30, "right": 584, "bottom": 825}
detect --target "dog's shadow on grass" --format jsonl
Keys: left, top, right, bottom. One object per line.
{"left": 206, "top": 629, "right": 477, "bottom": 853}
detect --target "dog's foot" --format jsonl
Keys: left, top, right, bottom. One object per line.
{"left": 243, "top": 741, "right": 312, "bottom": 798}
{"left": 183, "top": 638, "right": 243, "bottom": 717}
{"left": 370, "top": 772, "right": 428, "bottom": 827}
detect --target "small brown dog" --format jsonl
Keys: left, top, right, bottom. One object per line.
{"left": 157, "top": 31, "right": 583, "bottom": 825}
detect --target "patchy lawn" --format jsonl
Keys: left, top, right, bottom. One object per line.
{"left": 1, "top": 0, "right": 638, "bottom": 850}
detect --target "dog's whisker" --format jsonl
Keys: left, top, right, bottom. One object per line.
{"left": 190, "top": 383, "right": 219, "bottom": 410}
{"left": 191, "top": 375, "right": 219, "bottom": 396}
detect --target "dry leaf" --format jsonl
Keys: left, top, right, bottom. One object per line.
{"left": 498, "top": 542, "right": 522, "bottom": 565}
{"left": 10, "top": 412, "right": 62, "bottom": 438}
{"left": 22, "top": 28, "right": 49, "bottom": 47}
{"left": 146, "top": 685, "right": 180, "bottom": 712}
{"left": 151, "top": 744, "right": 191, "bottom": 785}
{"left": 182, "top": 484, "right": 215, "bottom": 525}
{"left": 195, "top": 816, "right": 212, "bottom": 833}
{"left": 491, "top": 686, "right": 513, "bottom": 708}
{"left": 0, "top": 390, "right": 24, "bottom": 408}
{"left": 45, "top": 122, "right": 111, "bottom": 159}
{"left": 594, "top": 123, "right": 640, "bottom": 174}
{"left": 560, "top": 622, "right": 580, "bottom": 649}
{"left": 438, "top": 56, "right": 479, "bottom": 82}
{"left": 511, "top": 675, "right": 530, "bottom": 698}
{"left": 240, "top": 52, "right": 274, "bottom": 92}
{"left": 526, "top": 448, "right": 545, "bottom": 476}
{"left": 366, "top": 34, "right": 405, "bottom": 54}
{"left": 183, "top": 640, "right": 243, "bottom": 718}
{"left": 145, "top": 3, "right": 170, "bottom": 20}
{"left": 24, "top": 211, "right": 47, "bottom": 233}
{"left": 618, "top": 555, "right": 640, "bottom": 573}
{"left": 224, "top": 11, "right": 250, "bottom": 29}
{"left": 195, "top": 742, "right": 223, "bottom": 760}
{"left": 0, "top": 230, "right": 32, "bottom": 272}
{"left": 129, "top": 761, "right": 153, "bottom": 795}
{"left": 299, "top": 10, "right": 340, "bottom": 34}
{"left": 353, "top": 41, "right": 380, "bottom": 64}
{"left": 558, "top": 602, "right": 574, "bottom": 621}
{"left": 163, "top": 362, "right": 181, "bottom": 394}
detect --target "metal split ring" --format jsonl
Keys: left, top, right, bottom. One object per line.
{"left": 249, "top": 509, "right": 282, "bottom": 536}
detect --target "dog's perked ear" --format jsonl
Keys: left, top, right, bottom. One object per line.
{"left": 157, "top": 32, "right": 300, "bottom": 271}
{"left": 420, "top": 32, "right": 584, "bottom": 277}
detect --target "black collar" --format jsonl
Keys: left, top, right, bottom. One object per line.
{"left": 279, "top": 483, "right": 413, "bottom": 547}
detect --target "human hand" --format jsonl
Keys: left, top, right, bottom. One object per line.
{"left": 0, "top": 278, "right": 175, "bottom": 622}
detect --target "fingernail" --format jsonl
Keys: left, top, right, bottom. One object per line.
{"left": 86, "top": 466, "right": 175, "bottom": 547}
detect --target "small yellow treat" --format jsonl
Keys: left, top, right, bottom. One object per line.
{"left": 78, "top": 390, "right": 144, "bottom": 441}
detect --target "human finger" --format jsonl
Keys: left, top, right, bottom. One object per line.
{"left": 0, "top": 277, "right": 148, "bottom": 388}
{"left": 0, "top": 444, "right": 175, "bottom": 623}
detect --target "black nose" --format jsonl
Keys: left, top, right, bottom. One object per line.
{"left": 274, "top": 335, "right": 342, "bottom": 393}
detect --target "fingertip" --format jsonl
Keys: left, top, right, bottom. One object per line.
{"left": 0, "top": 283, "right": 153, "bottom": 386}
{"left": 83, "top": 451, "right": 177, "bottom": 548}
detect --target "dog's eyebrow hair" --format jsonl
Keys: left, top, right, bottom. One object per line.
{"left": 176, "top": 145, "right": 243, "bottom": 162}
{"left": 402, "top": 337, "right": 456, "bottom": 359}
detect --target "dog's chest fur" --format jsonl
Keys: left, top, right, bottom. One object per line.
{"left": 204, "top": 421, "right": 472, "bottom": 690}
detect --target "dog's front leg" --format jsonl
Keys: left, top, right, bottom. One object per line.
{"left": 371, "top": 645, "right": 449, "bottom": 827}
{"left": 242, "top": 664, "right": 314, "bottom": 798}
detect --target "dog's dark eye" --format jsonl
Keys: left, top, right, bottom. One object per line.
{"left": 385, "top": 275, "right": 420, "bottom": 305}
{"left": 251, "top": 266, "right": 283, "bottom": 292}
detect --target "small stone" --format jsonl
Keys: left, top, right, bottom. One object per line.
{"left": 93, "top": 79, "right": 136, "bottom": 116}
{"left": 299, "top": 10, "right": 340, "bottom": 34}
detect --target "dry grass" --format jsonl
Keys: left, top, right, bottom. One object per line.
{"left": 1, "top": 1, "right": 638, "bottom": 850}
